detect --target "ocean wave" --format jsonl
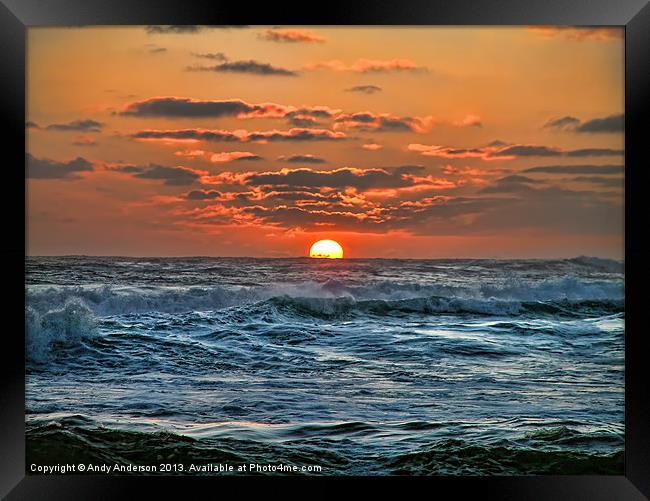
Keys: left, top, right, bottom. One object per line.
{"left": 263, "top": 295, "right": 623, "bottom": 319}
{"left": 564, "top": 256, "right": 624, "bottom": 273}
{"left": 26, "top": 299, "right": 97, "bottom": 363}
{"left": 26, "top": 275, "right": 623, "bottom": 317}
{"left": 384, "top": 440, "right": 623, "bottom": 475}
{"left": 26, "top": 418, "right": 624, "bottom": 475}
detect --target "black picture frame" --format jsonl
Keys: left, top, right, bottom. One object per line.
{"left": 2, "top": 1, "right": 649, "bottom": 498}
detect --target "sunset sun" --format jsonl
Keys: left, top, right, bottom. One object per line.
{"left": 309, "top": 240, "right": 344, "bottom": 259}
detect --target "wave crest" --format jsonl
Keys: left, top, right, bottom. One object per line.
{"left": 26, "top": 275, "right": 623, "bottom": 317}
{"left": 27, "top": 299, "right": 97, "bottom": 362}
{"left": 264, "top": 295, "right": 623, "bottom": 319}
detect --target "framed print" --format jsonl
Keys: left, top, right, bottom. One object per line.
{"left": 2, "top": 0, "right": 649, "bottom": 498}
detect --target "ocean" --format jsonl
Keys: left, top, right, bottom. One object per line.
{"left": 25, "top": 256, "right": 625, "bottom": 475}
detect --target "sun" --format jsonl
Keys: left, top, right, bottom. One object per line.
{"left": 309, "top": 239, "right": 344, "bottom": 259}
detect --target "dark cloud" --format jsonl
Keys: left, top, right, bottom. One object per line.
{"left": 291, "top": 109, "right": 336, "bottom": 119}
{"left": 244, "top": 167, "right": 418, "bottom": 191}
{"left": 496, "top": 145, "right": 562, "bottom": 157}
{"left": 120, "top": 98, "right": 339, "bottom": 130}
{"left": 149, "top": 47, "right": 167, "bottom": 54}
{"left": 187, "top": 190, "right": 222, "bottom": 200}
{"left": 186, "top": 163, "right": 621, "bottom": 236}
{"left": 188, "top": 60, "right": 297, "bottom": 76}
{"left": 131, "top": 128, "right": 346, "bottom": 143}
{"left": 146, "top": 25, "right": 247, "bottom": 34}
{"left": 192, "top": 52, "right": 228, "bottom": 61}
{"left": 233, "top": 154, "right": 263, "bottom": 161}
{"left": 281, "top": 155, "right": 326, "bottom": 164}
{"left": 146, "top": 25, "right": 204, "bottom": 34}
{"left": 242, "top": 205, "right": 387, "bottom": 231}
{"left": 114, "top": 164, "right": 201, "bottom": 185}
{"left": 466, "top": 185, "right": 622, "bottom": 235}
{"left": 286, "top": 116, "right": 319, "bottom": 127}
{"left": 346, "top": 85, "right": 382, "bottom": 94}
{"left": 119, "top": 97, "right": 280, "bottom": 118}
{"left": 575, "top": 114, "right": 624, "bottom": 133}
{"left": 570, "top": 176, "right": 624, "bottom": 188}
{"left": 542, "top": 114, "right": 624, "bottom": 134}
{"left": 566, "top": 148, "right": 624, "bottom": 157}
{"left": 45, "top": 119, "right": 104, "bottom": 132}
{"left": 480, "top": 175, "right": 546, "bottom": 194}
{"left": 26, "top": 153, "right": 93, "bottom": 180}
{"left": 410, "top": 142, "right": 622, "bottom": 160}
{"left": 26, "top": 121, "right": 40, "bottom": 129}
{"left": 335, "top": 112, "right": 431, "bottom": 133}
{"left": 543, "top": 116, "right": 581, "bottom": 130}
{"left": 246, "top": 129, "right": 347, "bottom": 142}
{"left": 486, "top": 139, "right": 509, "bottom": 147}
{"left": 132, "top": 129, "right": 242, "bottom": 142}
{"left": 523, "top": 164, "right": 623, "bottom": 175}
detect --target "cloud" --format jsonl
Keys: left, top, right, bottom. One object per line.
{"left": 543, "top": 114, "right": 624, "bottom": 133}
{"left": 26, "top": 121, "right": 40, "bottom": 129}
{"left": 180, "top": 163, "right": 620, "bottom": 236}
{"left": 26, "top": 153, "right": 94, "bottom": 180}
{"left": 442, "top": 165, "right": 512, "bottom": 178}
{"left": 346, "top": 85, "right": 382, "bottom": 94}
{"left": 118, "top": 97, "right": 289, "bottom": 118}
{"left": 247, "top": 128, "right": 347, "bottom": 143}
{"left": 453, "top": 114, "right": 482, "bottom": 128}
{"left": 408, "top": 142, "right": 623, "bottom": 160}
{"left": 148, "top": 47, "right": 167, "bottom": 54}
{"left": 523, "top": 164, "right": 623, "bottom": 175}
{"left": 131, "top": 128, "right": 348, "bottom": 143}
{"left": 565, "top": 148, "right": 624, "bottom": 157}
{"left": 280, "top": 154, "right": 326, "bottom": 164}
{"left": 283, "top": 107, "right": 339, "bottom": 127}
{"left": 543, "top": 115, "right": 581, "bottom": 130}
{"left": 335, "top": 112, "right": 435, "bottom": 133}
{"left": 232, "top": 166, "right": 441, "bottom": 192}
{"left": 174, "top": 149, "right": 208, "bottom": 158}
{"left": 306, "top": 58, "right": 427, "bottom": 73}
{"left": 119, "top": 97, "right": 341, "bottom": 130}
{"left": 145, "top": 25, "right": 246, "bottom": 34}
{"left": 570, "top": 176, "right": 624, "bottom": 188}
{"left": 575, "top": 114, "right": 624, "bottom": 133}
{"left": 480, "top": 175, "right": 546, "bottom": 193}
{"left": 113, "top": 164, "right": 202, "bottom": 185}
{"left": 191, "top": 52, "right": 228, "bottom": 61}
{"left": 497, "top": 145, "right": 562, "bottom": 157}
{"left": 45, "top": 119, "right": 104, "bottom": 132}
{"left": 261, "top": 29, "right": 325, "bottom": 43}
{"left": 210, "top": 151, "right": 263, "bottom": 163}
{"left": 146, "top": 25, "right": 205, "bottom": 34}
{"left": 188, "top": 60, "right": 297, "bottom": 76}
{"left": 362, "top": 143, "right": 383, "bottom": 151}
{"left": 186, "top": 190, "right": 222, "bottom": 200}
{"left": 72, "top": 135, "right": 98, "bottom": 146}
{"left": 408, "top": 143, "right": 513, "bottom": 160}
{"left": 529, "top": 26, "right": 623, "bottom": 42}
{"left": 132, "top": 129, "right": 242, "bottom": 143}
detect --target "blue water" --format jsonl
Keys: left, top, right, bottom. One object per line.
{"left": 25, "top": 256, "right": 624, "bottom": 475}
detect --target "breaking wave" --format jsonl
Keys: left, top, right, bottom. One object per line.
{"left": 26, "top": 276, "right": 623, "bottom": 317}
{"left": 26, "top": 299, "right": 97, "bottom": 362}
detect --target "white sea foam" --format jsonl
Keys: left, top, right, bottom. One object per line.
{"left": 25, "top": 276, "right": 623, "bottom": 317}
{"left": 26, "top": 299, "right": 97, "bottom": 362}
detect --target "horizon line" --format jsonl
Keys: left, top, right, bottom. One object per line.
{"left": 25, "top": 254, "right": 624, "bottom": 262}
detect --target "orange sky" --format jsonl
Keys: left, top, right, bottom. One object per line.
{"left": 26, "top": 26, "right": 624, "bottom": 258}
